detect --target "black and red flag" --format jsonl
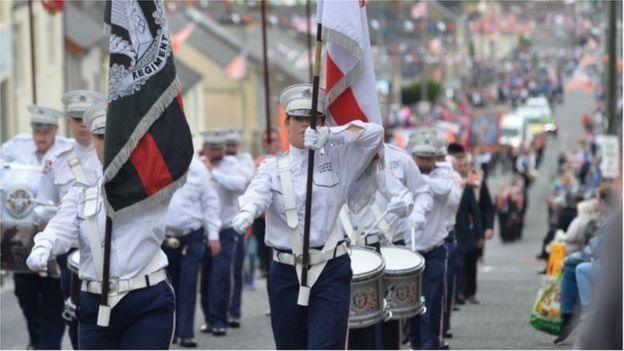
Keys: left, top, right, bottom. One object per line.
{"left": 103, "top": 0, "right": 193, "bottom": 219}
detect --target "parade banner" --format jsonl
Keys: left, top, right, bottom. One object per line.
{"left": 103, "top": 0, "right": 193, "bottom": 219}
{"left": 319, "top": 0, "right": 381, "bottom": 126}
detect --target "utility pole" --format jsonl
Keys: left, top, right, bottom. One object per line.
{"left": 606, "top": 0, "right": 618, "bottom": 135}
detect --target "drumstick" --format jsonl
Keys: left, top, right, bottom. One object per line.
{"left": 411, "top": 227, "right": 416, "bottom": 252}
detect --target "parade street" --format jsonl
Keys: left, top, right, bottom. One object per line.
{"left": 0, "top": 89, "right": 591, "bottom": 350}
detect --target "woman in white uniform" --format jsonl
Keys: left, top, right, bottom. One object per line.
{"left": 231, "top": 83, "right": 384, "bottom": 349}
{"left": 26, "top": 102, "right": 175, "bottom": 350}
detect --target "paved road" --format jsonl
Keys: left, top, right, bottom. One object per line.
{"left": 0, "top": 90, "right": 591, "bottom": 349}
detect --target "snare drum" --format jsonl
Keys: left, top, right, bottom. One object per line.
{"left": 380, "top": 246, "right": 426, "bottom": 319}
{"left": 62, "top": 250, "right": 81, "bottom": 321}
{"left": 348, "top": 247, "right": 385, "bottom": 329}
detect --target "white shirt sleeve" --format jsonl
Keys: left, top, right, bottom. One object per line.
{"left": 1, "top": 139, "right": 17, "bottom": 162}
{"left": 403, "top": 156, "right": 433, "bottom": 216}
{"left": 199, "top": 167, "right": 222, "bottom": 240}
{"left": 211, "top": 158, "right": 251, "bottom": 193}
{"left": 331, "top": 121, "right": 384, "bottom": 187}
{"left": 33, "top": 186, "right": 82, "bottom": 257}
{"left": 238, "top": 158, "right": 274, "bottom": 218}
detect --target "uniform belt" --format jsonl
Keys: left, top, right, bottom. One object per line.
{"left": 421, "top": 240, "right": 446, "bottom": 254}
{"left": 273, "top": 242, "right": 348, "bottom": 267}
{"left": 80, "top": 269, "right": 167, "bottom": 295}
{"left": 165, "top": 225, "right": 202, "bottom": 237}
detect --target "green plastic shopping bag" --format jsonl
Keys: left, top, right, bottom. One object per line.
{"left": 530, "top": 274, "right": 563, "bottom": 335}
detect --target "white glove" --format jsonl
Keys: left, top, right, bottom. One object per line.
{"left": 304, "top": 126, "right": 330, "bottom": 151}
{"left": 409, "top": 211, "right": 426, "bottom": 231}
{"left": 386, "top": 196, "right": 414, "bottom": 217}
{"left": 232, "top": 211, "right": 255, "bottom": 235}
{"left": 26, "top": 245, "right": 51, "bottom": 272}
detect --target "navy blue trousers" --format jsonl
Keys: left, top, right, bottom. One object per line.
{"left": 200, "top": 244, "right": 213, "bottom": 326}
{"left": 163, "top": 228, "right": 205, "bottom": 338}
{"left": 408, "top": 244, "right": 448, "bottom": 349}
{"left": 77, "top": 280, "right": 175, "bottom": 350}
{"left": 229, "top": 234, "right": 246, "bottom": 319}
{"left": 14, "top": 273, "right": 66, "bottom": 349}
{"left": 207, "top": 228, "right": 237, "bottom": 329}
{"left": 443, "top": 239, "right": 459, "bottom": 334}
{"left": 57, "top": 250, "right": 80, "bottom": 349}
{"left": 268, "top": 254, "right": 351, "bottom": 349}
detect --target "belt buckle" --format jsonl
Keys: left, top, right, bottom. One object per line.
{"left": 108, "top": 279, "right": 117, "bottom": 293}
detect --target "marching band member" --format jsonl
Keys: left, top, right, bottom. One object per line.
{"left": 36, "top": 90, "right": 106, "bottom": 349}
{"left": 408, "top": 128, "right": 460, "bottom": 350}
{"left": 381, "top": 141, "right": 434, "bottom": 349}
{"left": 222, "top": 127, "right": 255, "bottom": 328}
{"left": 26, "top": 102, "right": 175, "bottom": 349}
{"left": 198, "top": 130, "right": 250, "bottom": 336}
{"left": 1, "top": 106, "right": 73, "bottom": 350}
{"left": 430, "top": 143, "right": 463, "bottom": 340}
{"left": 164, "top": 156, "right": 221, "bottom": 347}
{"left": 231, "top": 83, "right": 384, "bottom": 349}
{"left": 341, "top": 153, "right": 415, "bottom": 350}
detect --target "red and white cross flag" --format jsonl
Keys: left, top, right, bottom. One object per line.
{"left": 317, "top": 0, "right": 381, "bottom": 126}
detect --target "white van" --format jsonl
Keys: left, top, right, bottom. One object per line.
{"left": 499, "top": 114, "right": 525, "bottom": 149}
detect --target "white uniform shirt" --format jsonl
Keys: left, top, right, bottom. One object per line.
{"left": 210, "top": 155, "right": 251, "bottom": 229}
{"left": 384, "top": 144, "right": 433, "bottom": 242}
{"left": 166, "top": 158, "right": 221, "bottom": 240}
{"left": 38, "top": 142, "right": 101, "bottom": 206}
{"left": 33, "top": 179, "right": 169, "bottom": 281}
{"left": 431, "top": 161, "right": 462, "bottom": 231}
{"left": 238, "top": 121, "right": 384, "bottom": 250}
{"left": 233, "top": 152, "right": 256, "bottom": 182}
{"left": 345, "top": 165, "right": 411, "bottom": 242}
{"left": 414, "top": 164, "right": 462, "bottom": 252}
{"left": 1, "top": 134, "right": 73, "bottom": 166}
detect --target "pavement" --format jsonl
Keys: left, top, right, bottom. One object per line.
{"left": 0, "top": 89, "right": 591, "bottom": 350}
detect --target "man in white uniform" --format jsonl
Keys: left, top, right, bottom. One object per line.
{"left": 222, "top": 126, "right": 255, "bottom": 328}
{"left": 36, "top": 90, "right": 105, "bottom": 349}
{"left": 198, "top": 130, "right": 250, "bottom": 336}
{"left": 164, "top": 156, "right": 221, "bottom": 347}
{"left": 1, "top": 106, "right": 73, "bottom": 349}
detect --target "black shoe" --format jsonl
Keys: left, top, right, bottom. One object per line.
{"left": 554, "top": 314, "right": 579, "bottom": 344}
{"left": 453, "top": 306, "right": 460, "bottom": 312}
{"left": 212, "top": 327, "right": 227, "bottom": 336}
{"left": 467, "top": 296, "right": 480, "bottom": 304}
{"left": 180, "top": 338, "right": 197, "bottom": 348}
{"left": 440, "top": 341, "right": 450, "bottom": 350}
{"left": 228, "top": 317, "right": 241, "bottom": 328}
{"left": 200, "top": 324, "right": 212, "bottom": 334}
{"left": 444, "top": 332, "right": 453, "bottom": 339}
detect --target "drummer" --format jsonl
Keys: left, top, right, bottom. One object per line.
{"left": 407, "top": 128, "right": 461, "bottom": 350}
{"left": 1, "top": 105, "right": 73, "bottom": 349}
{"left": 340, "top": 153, "right": 415, "bottom": 350}
{"left": 379, "top": 137, "right": 433, "bottom": 349}
{"left": 231, "top": 83, "right": 384, "bottom": 349}
{"left": 26, "top": 102, "right": 175, "bottom": 349}
{"left": 36, "top": 90, "right": 106, "bottom": 349}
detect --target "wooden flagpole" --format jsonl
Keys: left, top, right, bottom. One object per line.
{"left": 260, "top": 0, "right": 272, "bottom": 145}
{"left": 27, "top": 0, "right": 37, "bottom": 104}
{"left": 301, "top": 21, "right": 323, "bottom": 293}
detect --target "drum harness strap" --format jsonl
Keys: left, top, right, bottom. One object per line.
{"left": 339, "top": 206, "right": 381, "bottom": 247}
{"left": 275, "top": 155, "right": 347, "bottom": 306}
{"left": 70, "top": 152, "right": 165, "bottom": 326}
